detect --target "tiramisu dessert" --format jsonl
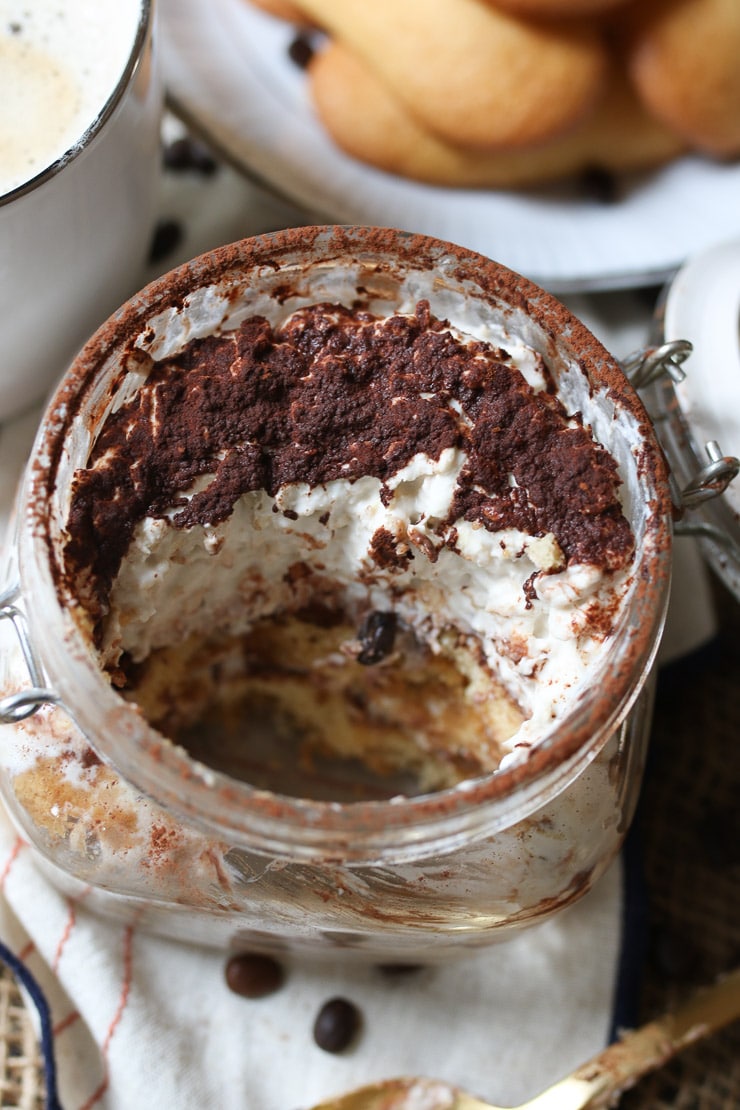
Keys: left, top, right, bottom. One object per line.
{"left": 0, "top": 229, "right": 671, "bottom": 951}
{"left": 60, "top": 264, "right": 634, "bottom": 801}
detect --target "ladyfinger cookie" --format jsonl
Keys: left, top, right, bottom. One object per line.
{"left": 247, "top": 0, "right": 312, "bottom": 22}
{"left": 620, "top": 0, "right": 740, "bottom": 157}
{"left": 296, "top": 0, "right": 609, "bottom": 150}
{"left": 492, "top": 0, "right": 630, "bottom": 15}
{"left": 308, "top": 39, "right": 685, "bottom": 188}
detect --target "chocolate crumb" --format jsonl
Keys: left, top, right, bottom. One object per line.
{"left": 313, "top": 997, "right": 361, "bottom": 1053}
{"left": 224, "top": 953, "right": 285, "bottom": 998}
{"left": 369, "top": 527, "right": 413, "bottom": 569}
{"left": 523, "top": 572, "right": 539, "bottom": 611}
{"left": 357, "top": 611, "right": 398, "bottom": 665}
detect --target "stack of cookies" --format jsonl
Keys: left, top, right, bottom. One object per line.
{"left": 250, "top": 0, "right": 740, "bottom": 188}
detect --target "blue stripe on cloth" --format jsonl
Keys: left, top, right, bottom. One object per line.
{"left": 610, "top": 815, "right": 649, "bottom": 1041}
{"left": 0, "top": 938, "right": 64, "bottom": 1110}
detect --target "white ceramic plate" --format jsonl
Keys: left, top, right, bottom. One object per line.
{"left": 660, "top": 238, "right": 740, "bottom": 600}
{"left": 159, "top": 0, "right": 740, "bottom": 293}
{"left": 665, "top": 237, "right": 740, "bottom": 506}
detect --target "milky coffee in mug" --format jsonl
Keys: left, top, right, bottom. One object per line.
{"left": 0, "top": 0, "right": 162, "bottom": 421}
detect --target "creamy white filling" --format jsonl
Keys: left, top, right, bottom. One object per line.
{"left": 104, "top": 442, "right": 630, "bottom": 754}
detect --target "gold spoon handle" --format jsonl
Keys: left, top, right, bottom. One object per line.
{"left": 524, "top": 966, "right": 740, "bottom": 1110}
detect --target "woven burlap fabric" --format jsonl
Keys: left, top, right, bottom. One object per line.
{"left": 622, "top": 575, "right": 740, "bottom": 1109}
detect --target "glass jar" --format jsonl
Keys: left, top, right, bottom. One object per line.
{"left": 0, "top": 227, "right": 673, "bottom": 959}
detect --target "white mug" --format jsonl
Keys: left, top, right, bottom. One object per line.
{"left": 0, "top": 0, "right": 163, "bottom": 422}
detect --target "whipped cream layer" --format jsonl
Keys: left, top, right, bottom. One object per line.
{"left": 62, "top": 296, "right": 635, "bottom": 774}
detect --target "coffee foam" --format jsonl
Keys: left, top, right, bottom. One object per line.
{"left": 0, "top": 0, "right": 142, "bottom": 196}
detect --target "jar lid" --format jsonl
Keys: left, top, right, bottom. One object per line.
{"left": 653, "top": 238, "right": 740, "bottom": 598}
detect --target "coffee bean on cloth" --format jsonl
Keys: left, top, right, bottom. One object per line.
{"left": 312, "top": 997, "right": 361, "bottom": 1053}
{"left": 224, "top": 954, "right": 286, "bottom": 999}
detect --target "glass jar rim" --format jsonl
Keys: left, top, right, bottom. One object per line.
{"left": 16, "top": 226, "right": 674, "bottom": 860}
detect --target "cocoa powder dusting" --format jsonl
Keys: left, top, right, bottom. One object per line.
{"left": 369, "top": 527, "right": 413, "bottom": 570}
{"left": 64, "top": 301, "right": 633, "bottom": 612}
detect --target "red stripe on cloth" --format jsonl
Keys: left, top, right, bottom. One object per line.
{"left": 0, "top": 835, "right": 25, "bottom": 889}
{"left": 18, "top": 940, "right": 35, "bottom": 961}
{"left": 52, "top": 901, "right": 77, "bottom": 973}
{"left": 51, "top": 885, "right": 93, "bottom": 973}
{"left": 102, "top": 924, "right": 133, "bottom": 1054}
{"left": 78, "top": 924, "right": 135, "bottom": 1110}
{"left": 78, "top": 1076, "right": 108, "bottom": 1110}
{"left": 53, "top": 1009, "right": 80, "bottom": 1037}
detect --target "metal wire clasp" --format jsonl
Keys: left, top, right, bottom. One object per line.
{"left": 623, "top": 340, "right": 739, "bottom": 507}
{"left": 622, "top": 339, "right": 693, "bottom": 388}
{"left": 680, "top": 441, "right": 740, "bottom": 509}
{"left": 0, "top": 601, "right": 58, "bottom": 724}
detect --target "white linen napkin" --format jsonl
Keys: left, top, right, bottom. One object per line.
{"left": 0, "top": 816, "right": 623, "bottom": 1110}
